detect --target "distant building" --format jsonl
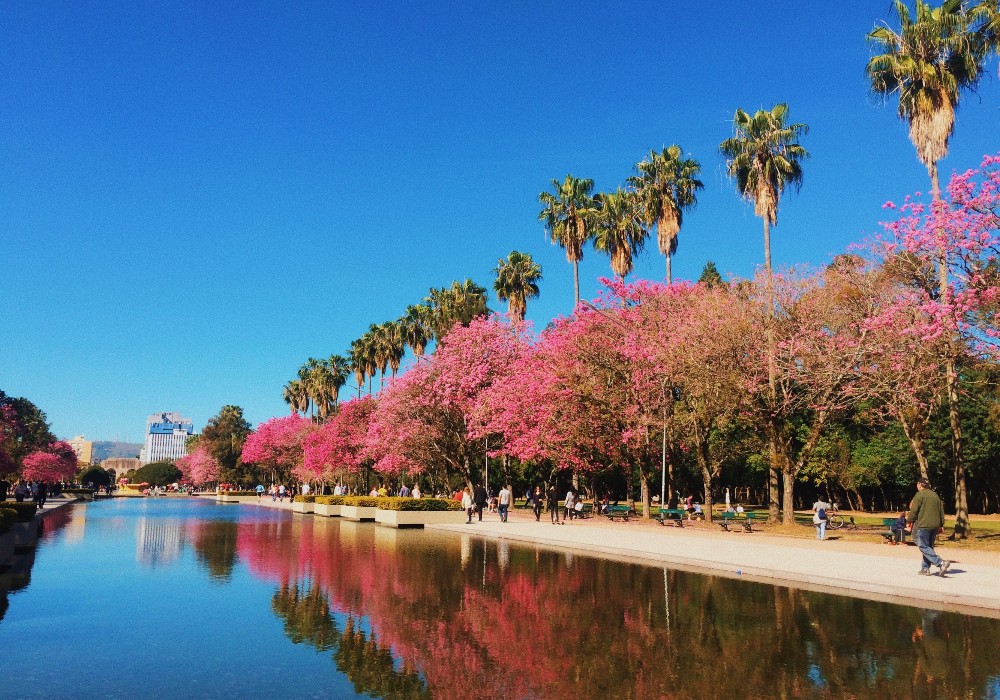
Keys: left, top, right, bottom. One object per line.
{"left": 67, "top": 435, "right": 94, "bottom": 466}
{"left": 102, "top": 457, "right": 142, "bottom": 480}
{"left": 140, "top": 412, "right": 194, "bottom": 464}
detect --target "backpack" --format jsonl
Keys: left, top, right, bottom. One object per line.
{"left": 817, "top": 507, "right": 827, "bottom": 520}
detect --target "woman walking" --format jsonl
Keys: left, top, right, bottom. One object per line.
{"left": 532, "top": 486, "right": 543, "bottom": 522}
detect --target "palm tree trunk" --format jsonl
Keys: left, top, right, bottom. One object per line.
{"left": 763, "top": 217, "right": 781, "bottom": 523}
{"left": 573, "top": 259, "right": 581, "bottom": 309}
{"left": 666, "top": 252, "right": 673, "bottom": 285}
{"left": 931, "top": 163, "right": 970, "bottom": 538}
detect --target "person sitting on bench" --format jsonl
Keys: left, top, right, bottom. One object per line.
{"left": 890, "top": 511, "right": 908, "bottom": 543}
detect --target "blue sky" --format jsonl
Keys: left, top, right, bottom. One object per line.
{"left": 1, "top": 1, "right": 997, "bottom": 442}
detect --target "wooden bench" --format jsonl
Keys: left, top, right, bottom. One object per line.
{"left": 882, "top": 518, "right": 908, "bottom": 544}
{"left": 654, "top": 508, "right": 686, "bottom": 527}
{"left": 572, "top": 502, "right": 594, "bottom": 519}
{"left": 604, "top": 504, "right": 634, "bottom": 522}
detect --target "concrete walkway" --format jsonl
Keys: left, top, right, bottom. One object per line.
{"left": 429, "top": 510, "right": 1000, "bottom": 618}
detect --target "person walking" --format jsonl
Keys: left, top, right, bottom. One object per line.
{"left": 498, "top": 483, "right": 512, "bottom": 523}
{"left": 564, "top": 489, "right": 575, "bottom": 522}
{"left": 473, "top": 484, "right": 488, "bottom": 522}
{"left": 532, "top": 486, "right": 543, "bottom": 521}
{"left": 812, "top": 497, "right": 830, "bottom": 540}
{"left": 547, "top": 485, "right": 560, "bottom": 525}
{"left": 907, "top": 479, "right": 950, "bottom": 576}
{"left": 462, "top": 486, "right": 474, "bottom": 524}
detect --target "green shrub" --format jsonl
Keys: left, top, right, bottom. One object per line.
{"left": 0, "top": 508, "right": 16, "bottom": 534}
{"left": 78, "top": 466, "right": 111, "bottom": 487}
{"left": 62, "top": 488, "right": 95, "bottom": 496}
{"left": 131, "top": 461, "right": 183, "bottom": 486}
{"left": 375, "top": 497, "right": 462, "bottom": 512}
{"left": 340, "top": 496, "right": 380, "bottom": 508}
{"left": 2, "top": 502, "right": 37, "bottom": 522}
{"left": 314, "top": 495, "right": 345, "bottom": 506}
{"left": 293, "top": 495, "right": 316, "bottom": 503}
{"left": 221, "top": 490, "right": 258, "bottom": 496}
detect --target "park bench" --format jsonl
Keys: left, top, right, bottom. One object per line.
{"left": 881, "top": 518, "right": 908, "bottom": 544}
{"left": 572, "top": 502, "right": 593, "bottom": 519}
{"left": 604, "top": 504, "right": 634, "bottom": 522}
{"left": 654, "top": 508, "right": 686, "bottom": 527}
{"left": 717, "top": 511, "right": 764, "bottom": 532}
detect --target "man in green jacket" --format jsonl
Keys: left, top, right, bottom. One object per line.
{"left": 907, "top": 479, "right": 950, "bottom": 576}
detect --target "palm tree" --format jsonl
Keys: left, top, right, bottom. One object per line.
{"left": 326, "top": 354, "right": 350, "bottom": 407}
{"left": 349, "top": 338, "right": 370, "bottom": 398}
{"left": 375, "top": 321, "right": 406, "bottom": 379}
{"left": 282, "top": 379, "right": 309, "bottom": 415}
{"left": 592, "top": 189, "right": 648, "bottom": 281}
{"left": 399, "top": 304, "right": 433, "bottom": 357}
{"left": 493, "top": 251, "right": 542, "bottom": 323}
{"left": 867, "top": 0, "right": 989, "bottom": 197}
{"left": 628, "top": 145, "right": 703, "bottom": 284}
{"left": 868, "top": 1, "right": 991, "bottom": 539}
{"left": 720, "top": 103, "right": 808, "bottom": 525}
{"left": 426, "top": 279, "right": 489, "bottom": 340}
{"left": 719, "top": 104, "right": 809, "bottom": 274}
{"left": 538, "top": 175, "right": 597, "bottom": 308}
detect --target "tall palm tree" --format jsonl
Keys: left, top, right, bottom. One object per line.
{"left": 326, "top": 354, "right": 350, "bottom": 407}
{"left": 399, "top": 304, "right": 433, "bottom": 357}
{"left": 868, "top": 1, "right": 990, "bottom": 539}
{"left": 867, "top": 0, "right": 988, "bottom": 197}
{"left": 282, "top": 379, "right": 309, "bottom": 415}
{"left": 349, "top": 338, "right": 370, "bottom": 398}
{"left": 375, "top": 321, "right": 406, "bottom": 378}
{"left": 538, "top": 175, "right": 597, "bottom": 308}
{"left": 493, "top": 251, "right": 542, "bottom": 323}
{"left": 719, "top": 104, "right": 809, "bottom": 274}
{"left": 628, "top": 145, "right": 703, "bottom": 284}
{"left": 426, "top": 279, "right": 489, "bottom": 340}
{"left": 720, "top": 103, "right": 808, "bottom": 525}
{"left": 592, "top": 189, "right": 648, "bottom": 281}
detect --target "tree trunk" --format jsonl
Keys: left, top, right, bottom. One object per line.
{"left": 640, "top": 470, "right": 650, "bottom": 519}
{"left": 898, "top": 412, "right": 930, "bottom": 481}
{"left": 782, "top": 467, "right": 795, "bottom": 526}
{"left": 666, "top": 252, "right": 672, "bottom": 285}
{"left": 573, "top": 259, "right": 580, "bottom": 309}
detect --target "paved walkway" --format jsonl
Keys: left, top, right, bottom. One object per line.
{"left": 429, "top": 509, "right": 1000, "bottom": 618}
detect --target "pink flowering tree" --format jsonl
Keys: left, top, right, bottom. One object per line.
{"left": 241, "top": 414, "right": 314, "bottom": 486}
{"left": 176, "top": 446, "right": 221, "bottom": 486}
{"left": 873, "top": 153, "right": 1000, "bottom": 536}
{"left": 22, "top": 440, "right": 78, "bottom": 482}
{"left": 302, "top": 396, "right": 375, "bottom": 487}
{"left": 366, "top": 316, "right": 529, "bottom": 489}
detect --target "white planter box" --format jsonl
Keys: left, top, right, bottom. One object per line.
{"left": 313, "top": 503, "right": 341, "bottom": 517}
{"left": 0, "top": 531, "right": 13, "bottom": 567}
{"left": 375, "top": 509, "right": 467, "bottom": 528}
{"left": 291, "top": 501, "right": 314, "bottom": 514}
{"left": 12, "top": 520, "right": 39, "bottom": 549}
{"left": 340, "top": 505, "right": 377, "bottom": 522}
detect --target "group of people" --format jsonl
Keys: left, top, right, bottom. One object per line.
{"left": 7, "top": 479, "right": 50, "bottom": 508}
{"left": 461, "top": 483, "right": 515, "bottom": 523}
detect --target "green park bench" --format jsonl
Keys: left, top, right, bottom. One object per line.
{"left": 604, "top": 504, "right": 634, "bottom": 522}
{"left": 572, "top": 502, "right": 594, "bottom": 519}
{"left": 882, "top": 517, "right": 908, "bottom": 544}
{"left": 654, "top": 508, "right": 686, "bottom": 527}
{"left": 717, "top": 511, "right": 765, "bottom": 532}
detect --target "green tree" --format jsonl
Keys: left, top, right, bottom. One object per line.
{"left": 399, "top": 304, "right": 432, "bottom": 357}
{"left": 426, "top": 279, "right": 489, "bottom": 340}
{"left": 78, "top": 466, "right": 112, "bottom": 487}
{"left": 200, "top": 405, "right": 253, "bottom": 483}
{"left": 538, "top": 175, "right": 597, "bottom": 308}
{"left": 698, "top": 261, "right": 724, "bottom": 287}
{"left": 493, "top": 250, "right": 543, "bottom": 323}
{"left": 131, "top": 461, "right": 182, "bottom": 486}
{"left": 629, "top": 145, "right": 703, "bottom": 284}
{"left": 592, "top": 189, "right": 648, "bottom": 281}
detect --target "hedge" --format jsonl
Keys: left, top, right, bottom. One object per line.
{"left": 221, "top": 491, "right": 258, "bottom": 496}
{"left": 0, "top": 508, "right": 16, "bottom": 534}
{"left": 1, "top": 502, "right": 37, "bottom": 522}
{"left": 314, "top": 496, "right": 345, "bottom": 506}
{"left": 375, "top": 497, "right": 463, "bottom": 512}
{"left": 293, "top": 495, "right": 316, "bottom": 503}
{"left": 62, "top": 488, "right": 95, "bottom": 496}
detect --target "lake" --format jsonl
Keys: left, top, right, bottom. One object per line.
{"left": 2, "top": 498, "right": 999, "bottom": 699}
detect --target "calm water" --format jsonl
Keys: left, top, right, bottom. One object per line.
{"left": 2, "top": 498, "right": 999, "bottom": 699}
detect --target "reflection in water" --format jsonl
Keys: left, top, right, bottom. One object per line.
{"left": 135, "top": 517, "right": 182, "bottom": 567}
{"left": 335, "top": 615, "right": 432, "bottom": 700}
{"left": 0, "top": 505, "right": 74, "bottom": 625}
{"left": 231, "top": 514, "right": 1000, "bottom": 700}
{"left": 188, "top": 519, "right": 240, "bottom": 582}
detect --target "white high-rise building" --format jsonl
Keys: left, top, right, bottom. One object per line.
{"left": 140, "top": 412, "right": 194, "bottom": 464}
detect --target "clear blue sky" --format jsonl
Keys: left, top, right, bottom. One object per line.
{"left": 1, "top": 1, "right": 996, "bottom": 442}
